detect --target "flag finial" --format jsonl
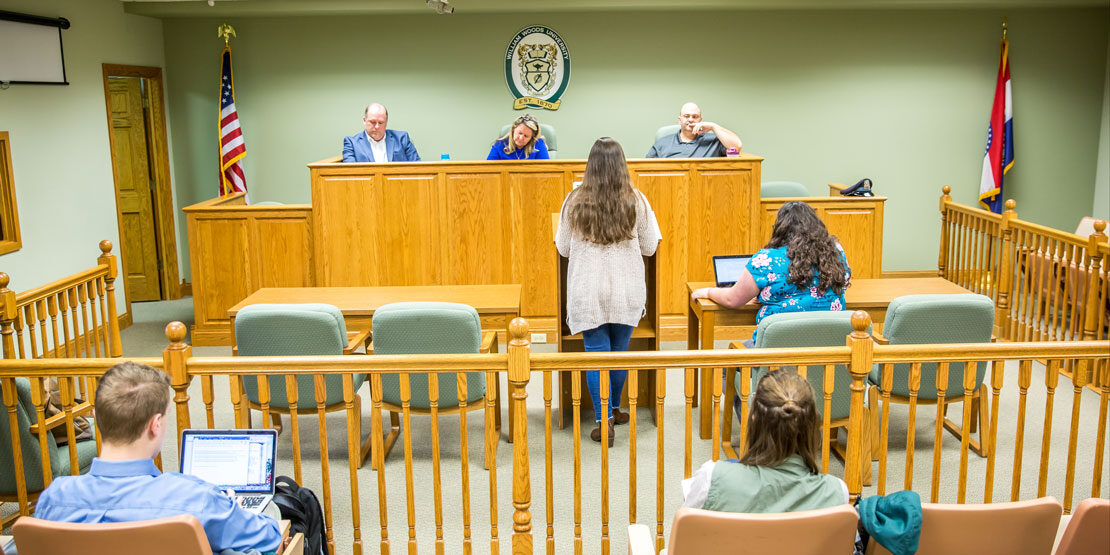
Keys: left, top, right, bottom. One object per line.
{"left": 1001, "top": 17, "right": 1008, "bottom": 41}
{"left": 217, "top": 23, "right": 236, "bottom": 46}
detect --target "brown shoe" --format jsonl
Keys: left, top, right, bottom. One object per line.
{"left": 590, "top": 419, "right": 615, "bottom": 447}
{"left": 612, "top": 408, "right": 630, "bottom": 425}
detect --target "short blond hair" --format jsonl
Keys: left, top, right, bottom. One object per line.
{"left": 94, "top": 362, "right": 171, "bottom": 444}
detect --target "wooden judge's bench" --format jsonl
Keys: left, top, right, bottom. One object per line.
{"left": 184, "top": 156, "right": 885, "bottom": 346}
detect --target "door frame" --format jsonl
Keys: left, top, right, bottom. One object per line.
{"left": 101, "top": 64, "right": 182, "bottom": 311}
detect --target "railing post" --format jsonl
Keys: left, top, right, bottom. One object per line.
{"left": 1081, "top": 220, "right": 1107, "bottom": 344}
{"left": 995, "top": 200, "right": 1017, "bottom": 340}
{"left": 845, "top": 310, "right": 873, "bottom": 500}
{"left": 507, "top": 317, "right": 533, "bottom": 555}
{"left": 938, "top": 186, "right": 952, "bottom": 278}
{"left": 97, "top": 241, "right": 122, "bottom": 357}
{"left": 162, "top": 321, "right": 193, "bottom": 444}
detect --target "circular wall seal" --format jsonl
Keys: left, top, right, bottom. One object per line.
{"left": 505, "top": 25, "right": 570, "bottom": 111}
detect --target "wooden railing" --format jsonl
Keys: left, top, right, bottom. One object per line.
{"left": 0, "top": 241, "right": 122, "bottom": 519}
{"left": 1, "top": 314, "right": 1106, "bottom": 554}
{"left": 938, "top": 187, "right": 1109, "bottom": 385}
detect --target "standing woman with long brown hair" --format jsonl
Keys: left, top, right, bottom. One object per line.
{"left": 555, "top": 137, "right": 661, "bottom": 445}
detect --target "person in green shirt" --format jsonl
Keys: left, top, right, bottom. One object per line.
{"left": 682, "top": 369, "right": 848, "bottom": 513}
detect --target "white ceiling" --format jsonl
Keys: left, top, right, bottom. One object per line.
{"left": 119, "top": 0, "right": 1110, "bottom": 18}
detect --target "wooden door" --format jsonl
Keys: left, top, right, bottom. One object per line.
{"left": 108, "top": 78, "right": 161, "bottom": 301}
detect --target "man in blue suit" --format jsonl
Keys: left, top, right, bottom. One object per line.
{"left": 342, "top": 102, "right": 421, "bottom": 163}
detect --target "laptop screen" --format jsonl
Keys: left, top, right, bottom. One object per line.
{"left": 180, "top": 429, "right": 277, "bottom": 494}
{"left": 713, "top": 254, "right": 753, "bottom": 288}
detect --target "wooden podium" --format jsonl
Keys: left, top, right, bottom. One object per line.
{"left": 552, "top": 215, "right": 661, "bottom": 428}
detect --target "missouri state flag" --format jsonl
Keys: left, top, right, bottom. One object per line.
{"left": 218, "top": 45, "right": 247, "bottom": 197}
{"left": 978, "top": 38, "right": 1013, "bottom": 214}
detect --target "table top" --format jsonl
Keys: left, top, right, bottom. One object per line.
{"left": 229, "top": 285, "right": 523, "bottom": 316}
{"left": 687, "top": 277, "right": 974, "bottom": 313}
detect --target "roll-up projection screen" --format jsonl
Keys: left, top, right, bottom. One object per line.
{"left": 0, "top": 10, "right": 71, "bottom": 85}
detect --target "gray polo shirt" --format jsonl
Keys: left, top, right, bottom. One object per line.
{"left": 645, "top": 131, "right": 727, "bottom": 158}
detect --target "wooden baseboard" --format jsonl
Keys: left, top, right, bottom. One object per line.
{"left": 118, "top": 311, "right": 132, "bottom": 331}
{"left": 881, "top": 270, "right": 940, "bottom": 278}
{"left": 179, "top": 281, "right": 192, "bottom": 297}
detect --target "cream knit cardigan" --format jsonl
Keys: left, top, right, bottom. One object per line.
{"left": 555, "top": 190, "right": 661, "bottom": 335}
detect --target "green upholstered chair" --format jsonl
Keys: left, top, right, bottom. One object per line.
{"left": 866, "top": 293, "right": 995, "bottom": 457}
{"left": 761, "top": 181, "right": 809, "bottom": 198}
{"left": 370, "top": 302, "right": 500, "bottom": 469}
{"left": 655, "top": 124, "right": 680, "bottom": 142}
{"left": 498, "top": 123, "right": 558, "bottom": 157}
{"left": 0, "top": 378, "right": 96, "bottom": 511}
{"left": 233, "top": 303, "right": 374, "bottom": 466}
{"left": 724, "top": 311, "right": 871, "bottom": 484}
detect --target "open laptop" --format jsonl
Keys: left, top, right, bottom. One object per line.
{"left": 712, "top": 254, "right": 753, "bottom": 288}
{"left": 180, "top": 429, "right": 277, "bottom": 514}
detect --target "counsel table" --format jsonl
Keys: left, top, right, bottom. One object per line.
{"left": 228, "top": 284, "right": 522, "bottom": 440}
{"left": 686, "top": 277, "right": 975, "bottom": 439}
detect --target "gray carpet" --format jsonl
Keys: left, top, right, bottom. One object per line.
{"left": 44, "top": 300, "right": 1110, "bottom": 554}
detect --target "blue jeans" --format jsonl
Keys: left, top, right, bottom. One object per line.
{"left": 582, "top": 323, "right": 634, "bottom": 422}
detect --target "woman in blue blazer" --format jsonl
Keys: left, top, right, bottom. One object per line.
{"left": 487, "top": 114, "right": 550, "bottom": 160}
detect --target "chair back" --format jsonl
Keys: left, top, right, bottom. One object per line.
{"left": 372, "top": 302, "right": 486, "bottom": 409}
{"left": 667, "top": 504, "right": 857, "bottom": 555}
{"left": 235, "top": 303, "right": 361, "bottom": 409}
{"left": 761, "top": 181, "right": 809, "bottom": 198}
{"left": 498, "top": 123, "right": 558, "bottom": 156}
{"left": 880, "top": 294, "right": 994, "bottom": 399}
{"left": 0, "top": 378, "right": 95, "bottom": 495}
{"left": 749, "top": 311, "right": 862, "bottom": 421}
{"left": 655, "top": 124, "right": 680, "bottom": 142}
{"left": 867, "top": 497, "right": 1062, "bottom": 555}
{"left": 13, "top": 514, "right": 213, "bottom": 555}
{"left": 1055, "top": 497, "right": 1109, "bottom": 555}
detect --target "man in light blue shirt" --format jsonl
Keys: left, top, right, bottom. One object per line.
{"left": 34, "top": 362, "right": 282, "bottom": 554}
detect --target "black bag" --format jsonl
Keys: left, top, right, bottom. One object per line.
{"left": 841, "top": 178, "right": 875, "bottom": 197}
{"left": 273, "top": 475, "right": 328, "bottom": 555}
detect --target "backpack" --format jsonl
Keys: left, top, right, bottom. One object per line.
{"left": 273, "top": 475, "right": 328, "bottom": 555}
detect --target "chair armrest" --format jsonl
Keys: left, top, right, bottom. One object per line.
{"left": 728, "top": 341, "right": 749, "bottom": 350}
{"left": 872, "top": 333, "right": 890, "bottom": 345}
{"left": 281, "top": 533, "right": 305, "bottom": 555}
{"left": 344, "top": 329, "right": 372, "bottom": 355}
{"left": 627, "top": 523, "right": 655, "bottom": 555}
{"left": 480, "top": 331, "right": 498, "bottom": 354}
{"left": 28, "top": 400, "right": 94, "bottom": 435}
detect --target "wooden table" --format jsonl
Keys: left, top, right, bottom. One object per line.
{"left": 229, "top": 284, "right": 522, "bottom": 440}
{"left": 686, "top": 277, "right": 975, "bottom": 439}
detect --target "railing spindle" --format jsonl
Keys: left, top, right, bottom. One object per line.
{"left": 1037, "top": 359, "right": 1060, "bottom": 498}
{"left": 984, "top": 360, "right": 1005, "bottom": 503}
{"left": 1012, "top": 359, "right": 1033, "bottom": 501}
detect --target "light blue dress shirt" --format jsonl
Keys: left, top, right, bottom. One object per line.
{"left": 34, "top": 458, "right": 282, "bottom": 554}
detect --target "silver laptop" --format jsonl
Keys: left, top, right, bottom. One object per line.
{"left": 712, "top": 254, "right": 754, "bottom": 288}
{"left": 180, "top": 429, "right": 277, "bottom": 514}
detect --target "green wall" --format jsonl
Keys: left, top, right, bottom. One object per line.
{"left": 162, "top": 8, "right": 1108, "bottom": 277}
{"left": 1095, "top": 41, "right": 1110, "bottom": 221}
{"left": 0, "top": 0, "right": 167, "bottom": 315}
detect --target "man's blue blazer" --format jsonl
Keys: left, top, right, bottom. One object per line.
{"left": 341, "top": 129, "right": 421, "bottom": 163}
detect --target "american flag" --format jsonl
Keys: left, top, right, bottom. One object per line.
{"left": 218, "top": 46, "right": 247, "bottom": 197}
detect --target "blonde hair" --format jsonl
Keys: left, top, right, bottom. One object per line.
{"left": 94, "top": 362, "right": 171, "bottom": 444}
{"left": 740, "top": 369, "right": 821, "bottom": 474}
{"left": 496, "top": 114, "right": 541, "bottom": 156}
{"left": 565, "top": 137, "right": 639, "bottom": 245}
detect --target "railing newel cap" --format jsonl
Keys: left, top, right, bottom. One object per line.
{"left": 99, "top": 240, "right": 113, "bottom": 255}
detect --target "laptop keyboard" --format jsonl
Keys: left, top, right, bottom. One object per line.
{"left": 239, "top": 495, "right": 265, "bottom": 509}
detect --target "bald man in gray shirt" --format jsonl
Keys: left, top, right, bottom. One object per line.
{"left": 646, "top": 102, "right": 743, "bottom": 158}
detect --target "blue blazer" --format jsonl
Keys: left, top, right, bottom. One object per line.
{"left": 342, "top": 129, "right": 421, "bottom": 163}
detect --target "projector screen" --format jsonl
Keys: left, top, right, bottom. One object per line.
{"left": 0, "top": 13, "right": 69, "bottom": 85}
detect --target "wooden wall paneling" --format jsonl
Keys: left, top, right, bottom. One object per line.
{"left": 314, "top": 174, "right": 379, "bottom": 286}
{"left": 193, "top": 217, "right": 251, "bottom": 326}
{"left": 509, "top": 171, "right": 566, "bottom": 320}
{"left": 445, "top": 171, "right": 508, "bottom": 286}
{"left": 689, "top": 167, "right": 757, "bottom": 283}
{"left": 251, "top": 211, "right": 314, "bottom": 289}
{"left": 377, "top": 173, "right": 442, "bottom": 285}
{"left": 632, "top": 168, "right": 690, "bottom": 318}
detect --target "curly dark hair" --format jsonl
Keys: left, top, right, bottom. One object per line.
{"left": 764, "top": 201, "right": 849, "bottom": 296}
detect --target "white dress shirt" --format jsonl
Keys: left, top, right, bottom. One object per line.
{"left": 366, "top": 131, "right": 388, "bottom": 163}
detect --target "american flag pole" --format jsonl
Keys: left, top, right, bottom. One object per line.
{"left": 217, "top": 24, "right": 247, "bottom": 200}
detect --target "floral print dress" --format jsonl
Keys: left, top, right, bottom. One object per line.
{"left": 747, "top": 245, "right": 852, "bottom": 341}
